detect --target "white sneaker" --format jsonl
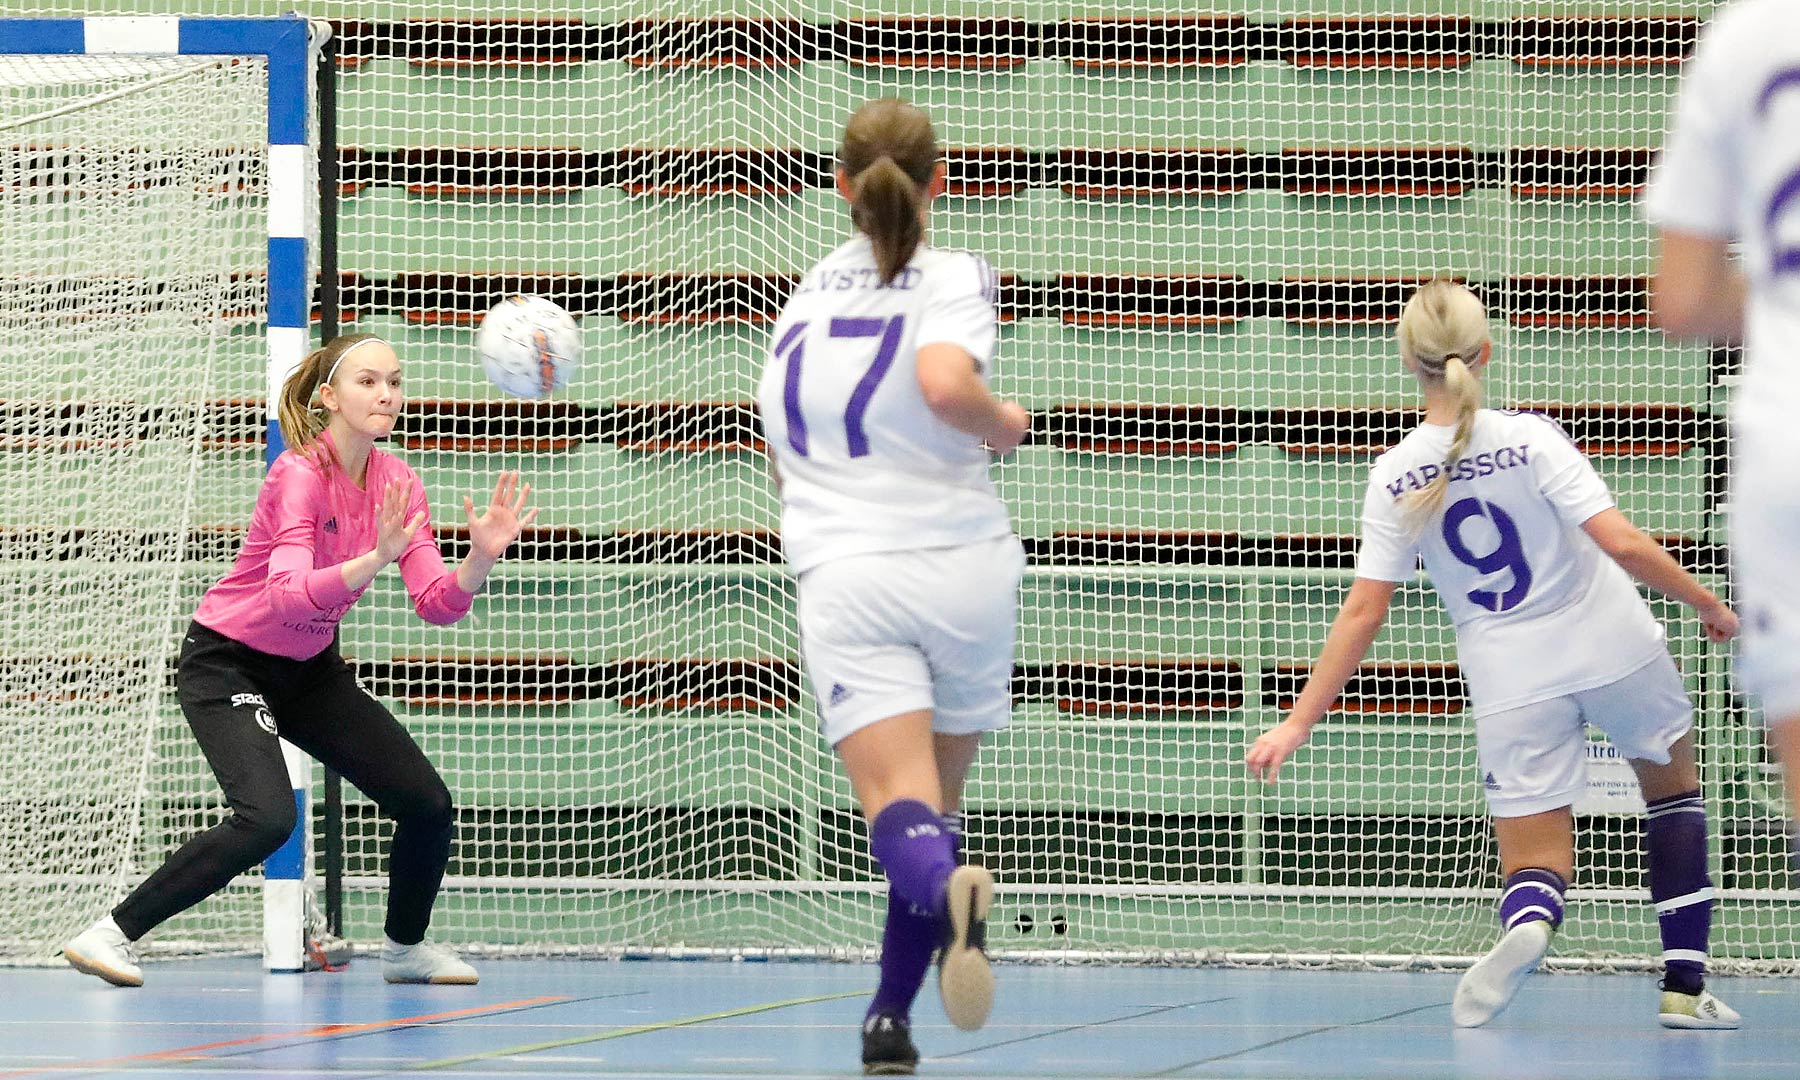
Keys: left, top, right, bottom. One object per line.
{"left": 1659, "top": 988, "right": 1741, "bottom": 1030}
{"left": 382, "top": 939, "right": 478, "bottom": 985}
{"left": 937, "top": 864, "right": 995, "bottom": 1032}
{"left": 64, "top": 917, "right": 143, "bottom": 988}
{"left": 1453, "top": 920, "right": 1552, "bottom": 1028}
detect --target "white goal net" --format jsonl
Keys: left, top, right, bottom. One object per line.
{"left": 0, "top": 51, "right": 273, "bottom": 961}
{"left": 3, "top": 2, "right": 1793, "bottom": 971}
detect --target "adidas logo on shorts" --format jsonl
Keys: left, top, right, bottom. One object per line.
{"left": 828, "top": 682, "right": 853, "bottom": 708}
{"left": 1484, "top": 771, "right": 1501, "bottom": 791}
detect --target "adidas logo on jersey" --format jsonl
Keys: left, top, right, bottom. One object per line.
{"left": 322, "top": 517, "right": 339, "bottom": 534}
{"left": 1484, "top": 771, "right": 1501, "bottom": 791}
{"left": 828, "top": 682, "right": 853, "bottom": 708}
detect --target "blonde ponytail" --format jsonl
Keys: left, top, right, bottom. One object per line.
{"left": 1396, "top": 280, "right": 1491, "bottom": 531}
{"left": 276, "top": 332, "right": 384, "bottom": 458}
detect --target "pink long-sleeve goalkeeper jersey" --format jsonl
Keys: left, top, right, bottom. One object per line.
{"left": 193, "top": 431, "right": 473, "bottom": 660}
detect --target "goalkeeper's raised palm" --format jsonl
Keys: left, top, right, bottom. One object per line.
{"left": 465, "top": 471, "right": 537, "bottom": 560}
{"left": 375, "top": 479, "right": 426, "bottom": 564}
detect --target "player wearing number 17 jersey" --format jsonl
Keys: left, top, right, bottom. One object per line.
{"left": 1245, "top": 281, "right": 1741, "bottom": 1030}
{"left": 756, "top": 98, "right": 1029, "bottom": 1075}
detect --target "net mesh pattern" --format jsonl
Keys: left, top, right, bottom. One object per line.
{"left": 0, "top": 52, "right": 270, "bottom": 961}
{"left": 3, "top": 3, "right": 1793, "bottom": 970}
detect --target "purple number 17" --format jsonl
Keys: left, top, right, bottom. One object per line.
{"left": 774, "top": 315, "right": 905, "bottom": 458}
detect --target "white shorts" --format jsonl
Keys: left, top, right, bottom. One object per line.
{"left": 1730, "top": 416, "right": 1800, "bottom": 722}
{"left": 796, "top": 534, "right": 1024, "bottom": 747}
{"left": 1475, "top": 653, "right": 1693, "bottom": 818}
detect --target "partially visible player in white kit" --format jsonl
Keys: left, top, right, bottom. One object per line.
{"left": 1645, "top": 0, "right": 1800, "bottom": 847}
{"left": 756, "top": 98, "right": 1030, "bottom": 1075}
{"left": 1245, "top": 281, "right": 1741, "bottom": 1030}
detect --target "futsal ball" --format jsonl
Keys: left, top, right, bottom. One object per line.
{"left": 476, "top": 295, "right": 582, "bottom": 399}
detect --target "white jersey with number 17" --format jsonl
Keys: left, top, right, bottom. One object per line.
{"left": 756, "top": 236, "right": 1014, "bottom": 575}
{"left": 1354, "top": 410, "right": 1667, "bottom": 716}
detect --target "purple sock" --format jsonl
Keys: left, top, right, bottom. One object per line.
{"left": 1645, "top": 791, "right": 1711, "bottom": 996}
{"left": 1499, "top": 867, "right": 1566, "bottom": 931}
{"left": 869, "top": 799, "right": 956, "bottom": 918}
{"left": 867, "top": 812, "right": 963, "bottom": 1020}
{"left": 868, "top": 891, "right": 938, "bottom": 1019}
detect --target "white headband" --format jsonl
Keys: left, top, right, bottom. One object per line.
{"left": 323, "top": 336, "right": 387, "bottom": 389}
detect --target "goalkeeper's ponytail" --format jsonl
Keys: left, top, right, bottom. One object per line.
{"left": 1397, "top": 281, "right": 1491, "bottom": 533}
{"left": 278, "top": 333, "right": 385, "bottom": 455}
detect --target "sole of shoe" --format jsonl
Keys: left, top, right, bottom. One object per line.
{"left": 383, "top": 972, "right": 480, "bottom": 985}
{"left": 863, "top": 1063, "right": 917, "bottom": 1076}
{"left": 938, "top": 864, "right": 995, "bottom": 1032}
{"left": 1658, "top": 1013, "right": 1740, "bottom": 1030}
{"left": 1452, "top": 922, "right": 1550, "bottom": 1028}
{"left": 1658, "top": 996, "right": 1741, "bottom": 1031}
{"left": 64, "top": 946, "right": 143, "bottom": 988}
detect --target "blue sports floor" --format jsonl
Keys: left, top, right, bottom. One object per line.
{"left": 0, "top": 960, "right": 1793, "bottom": 1079}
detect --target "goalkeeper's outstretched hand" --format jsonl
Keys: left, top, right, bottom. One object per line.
{"left": 465, "top": 471, "right": 537, "bottom": 560}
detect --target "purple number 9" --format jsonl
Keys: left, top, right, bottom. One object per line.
{"left": 1442, "top": 496, "right": 1533, "bottom": 612}
{"left": 775, "top": 315, "right": 905, "bottom": 458}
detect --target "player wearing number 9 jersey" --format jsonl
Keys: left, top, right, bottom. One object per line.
{"left": 755, "top": 98, "right": 1030, "bottom": 1074}
{"left": 1643, "top": 0, "right": 1800, "bottom": 866}
{"left": 1245, "top": 281, "right": 1741, "bottom": 1030}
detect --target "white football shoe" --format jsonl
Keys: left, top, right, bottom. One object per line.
{"left": 937, "top": 864, "right": 995, "bottom": 1032}
{"left": 1453, "top": 920, "right": 1552, "bottom": 1028}
{"left": 1658, "top": 988, "right": 1741, "bottom": 1030}
{"left": 382, "top": 939, "right": 478, "bottom": 985}
{"left": 64, "top": 917, "right": 143, "bottom": 988}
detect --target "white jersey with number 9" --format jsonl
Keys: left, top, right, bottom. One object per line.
{"left": 1354, "top": 409, "right": 1667, "bottom": 716}
{"left": 757, "top": 236, "right": 1013, "bottom": 575}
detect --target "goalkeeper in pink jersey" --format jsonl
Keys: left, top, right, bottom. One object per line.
{"left": 1246, "top": 281, "right": 1740, "bottom": 1030}
{"left": 63, "top": 333, "right": 536, "bottom": 988}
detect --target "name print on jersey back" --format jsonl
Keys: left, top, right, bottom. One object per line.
{"left": 1384, "top": 443, "right": 1532, "bottom": 499}
{"left": 792, "top": 265, "right": 923, "bottom": 296}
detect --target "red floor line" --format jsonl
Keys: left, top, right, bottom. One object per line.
{"left": 0, "top": 995, "right": 569, "bottom": 1078}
